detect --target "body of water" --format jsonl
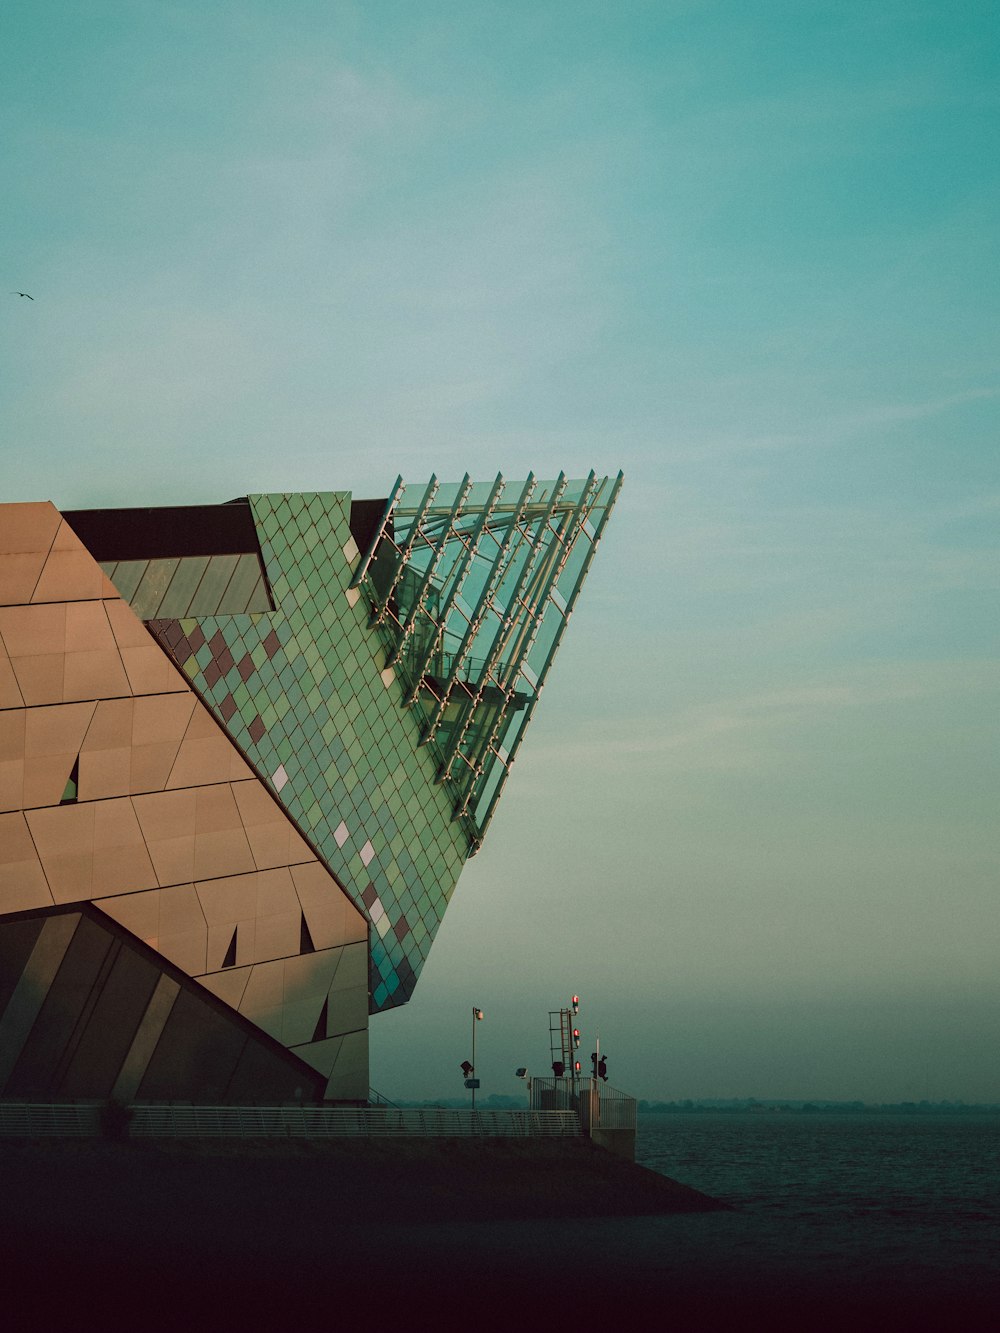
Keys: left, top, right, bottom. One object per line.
{"left": 630, "top": 1111, "right": 1000, "bottom": 1322}
{"left": 392, "top": 1112, "right": 1000, "bottom": 1326}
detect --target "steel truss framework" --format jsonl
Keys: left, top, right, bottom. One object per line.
{"left": 353, "top": 472, "right": 623, "bottom": 846}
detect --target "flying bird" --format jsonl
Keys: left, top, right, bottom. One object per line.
{"left": 11, "top": 291, "right": 34, "bottom": 300}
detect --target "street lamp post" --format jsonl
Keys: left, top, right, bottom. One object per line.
{"left": 471, "top": 1006, "right": 484, "bottom": 1109}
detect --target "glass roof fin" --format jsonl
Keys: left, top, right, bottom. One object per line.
{"left": 352, "top": 470, "right": 622, "bottom": 848}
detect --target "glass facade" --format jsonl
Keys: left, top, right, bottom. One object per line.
{"left": 148, "top": 492, "right": 468, "bottom": 1012}
{"left": 100, "top": 553, "right": 272, "bottom": 620}
{"left": 0, "top": 499, "right": 371, "bottom": 1101}
{"left": 144, "top": 476, "right": 621, "bottom": 1013}
{"left": 354, "top": 471, "right": 623, "bottom": 842}
{"left": 0, "top": 477, "right": 620, "bottom": 1101}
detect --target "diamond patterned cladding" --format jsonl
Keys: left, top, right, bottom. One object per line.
{"left": 150, "top": 493, "right": 468, "bottom": 1013}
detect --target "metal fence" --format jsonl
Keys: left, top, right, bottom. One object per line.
{"left": 529, "top": 1078, "right": 581, "bottom": 1113}
{"left": 587, "top": 1083, "right": 637, "bottom": 1130}
{"left": 529, "top": 1079, "right": 636, "bottom": 1131}
{"left": 0, "top": 1102, "right": 101, "bottom": 1137}
{"left": 0, "top": 1102, "right": 582, "bottom": 1140}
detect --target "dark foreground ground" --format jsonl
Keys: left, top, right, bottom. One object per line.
{"left": 2, "top": 1136, "right": 720, "bottom": 1325}
{"left": 0, "top": 1136, "right": 991, "bottom": 1329}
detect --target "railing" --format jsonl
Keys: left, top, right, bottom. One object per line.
{"left": 0, "top": 1102, "right": 582, "bottom": 1140}
{"left": 529, "top": 1078, "right": 636, "bottom": 1131}
{"left": 368, "top": 1086, "right": 401, "bottom": 1108}
{"left": 529, "top": 1078, "right": 582, "bottom": 1113}
{"left": 0, "top": 1102, "right": 101, "bottom": 1137}
{"left": 586, "top": 1083, "right": 637, "bottom": 1131}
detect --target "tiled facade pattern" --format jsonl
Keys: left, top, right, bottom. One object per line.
{"left": 0, "top": 502, "right": 369, "bottom": 1101}
{"left": 147, "top": 493, "right": 469, "bottom": 1013}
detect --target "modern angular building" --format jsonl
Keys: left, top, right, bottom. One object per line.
{"left": 0, "top": 473, "right": 621, "bottom": 1104}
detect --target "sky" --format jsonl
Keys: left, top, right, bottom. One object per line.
{"left": 2, "top": 1, "right": 998, "bottom": 1103}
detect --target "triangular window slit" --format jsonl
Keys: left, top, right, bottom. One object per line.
{"left": 222, "top": 927, "right": 237, "bottom": 969}
{"left": 299, "top": 912, "right": 315, "bottom": 954}
{"left": 312, "top": 997, "right": 328, "bottom": 1043}
{"left": 60, "top": 757, "right": 80, "bottom": 804}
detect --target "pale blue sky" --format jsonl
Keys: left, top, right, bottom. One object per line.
{"left": 3, "top": 1, "right": 998, "bottom": 1101}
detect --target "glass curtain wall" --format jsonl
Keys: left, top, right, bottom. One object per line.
{"left": 353, "top": 471, "right": 623, "bottom": 847}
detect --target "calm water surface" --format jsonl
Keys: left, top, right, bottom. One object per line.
{"left": 638, "top": 1110, "right": 1000, "bottom": 1217}
{"left": 631, "top": 1112, "right": 1000, "bottom": 1319}
{"left": 398, "top": 1113, "right": 1000, "bottom": 1325}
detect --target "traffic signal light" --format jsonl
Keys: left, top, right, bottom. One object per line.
{"left": 574, "top": 1060, "right": 581, "bottom": 1074}
{"left": 571, "top": 995, "right": 580, "bottom": 1015}
{"left": 572, "top": 1028, "right": 581, "bottom": 1049}
{"left": 590, "top": 1051, "right": 598, "bottom": 1075}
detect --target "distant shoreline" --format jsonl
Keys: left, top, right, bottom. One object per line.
{"left": 396, "top": 1097, "right": 1000, "bottom": 1115}
{"left": 637, "top": 1100, "right": 1000, "bottom": 1114}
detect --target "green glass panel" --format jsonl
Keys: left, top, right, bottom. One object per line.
{"left": 191, "top": 554, "right": 240, "bottom": 613}
{"left": 221, "top": 552, "right": 270, "bottom": 614}
{"left": 131, "top": 558, "right": 180, "bottom": 619}
{"left": 157, "top": 556, "right": 210, "bottom": 618}
{"left": 101, "top": 560, "right": 147, "bottom": 603}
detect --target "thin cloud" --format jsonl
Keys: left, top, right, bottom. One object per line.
{"left": 520, "top": 660, "right": 996, "bottom": 779}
